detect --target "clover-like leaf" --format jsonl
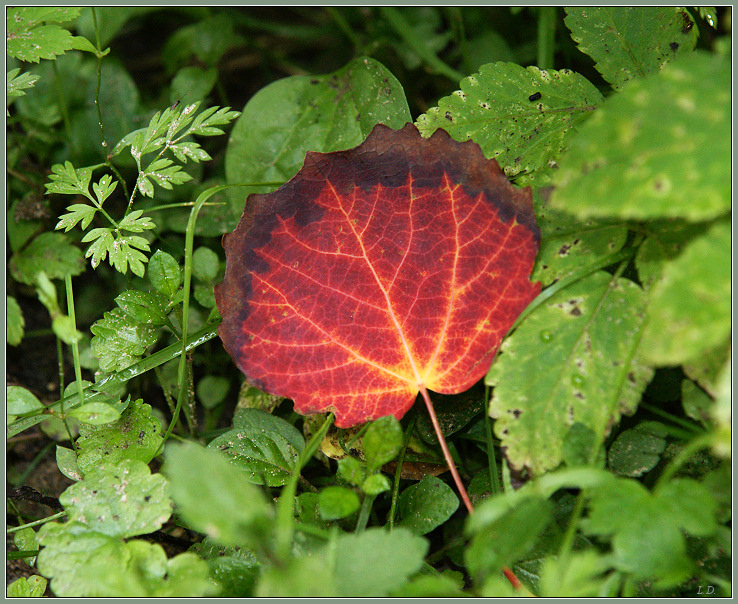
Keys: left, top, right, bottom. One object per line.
{"left": 216, "top": 123, "right": 540, "bottom": 428}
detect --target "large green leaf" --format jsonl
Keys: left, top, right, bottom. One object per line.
{"left": 531, "top": 189, "right": 628, "bottom": 287}
{"left": 9, "top": 232, "right": 85, "bottom": 285}
{"left": 398, "top": 475, "right": 459, "bottom": 535}
{"left": 564, "top": 7, "right": 698, "bottom": 90}
{"left": 6, "top": 7, "right": 83, "bottom": 63}
{"left": 59, "top": 459, "right": 171, "bottom": 538}
{"left": 487, "top": 271, "right": 653, "bottom": 475}
{"left": 75, "top": 399, "right": 164, "bottom": 474}
{"left": 225, "top": 56, "right": 411, "bottom": 209}
{"left": 640, "top": 220, "right": 731, "bottom": 366}
{"left": 90, "top": 307, "right": 159, "bottom": 372}
{"left": 415, "top": 61, "right": 603, "bottom": 183}
{"left": 550, "top": 51, "right": 730, "bottom": 222}
{"left": 163, "top": 442, "right": 274, "bottom": 548}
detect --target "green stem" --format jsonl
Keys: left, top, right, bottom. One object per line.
{"left": 388, "top": 412, "right": 417, "bottom": 529}
{"left": 51, "top": 62, "right": 72, "bottom": 143}
{"left": 325, "top": 7, "right": 361, "bottom": 50}
{"left": 640, "top": 402, "right": 703, "bottom": 436}
{"left": 11, "top": 442, "right": 55, "bottom": 489}
{"left": 7, "top": 550, "right": 40, "bottom": 560}
{"left": 380, "top": 7, "right": 465, "bottom": 82}
{"left": 7, "top": 511, "right": 66, "bottom": 534}
{"left": 355, "top": 494, "right": 375, "bottom": 533}
{"left": 276, "top": 413, "right": 335, "bottom": 561}
{"left": 536, "top": 7, "right": 557, "bottom": 69}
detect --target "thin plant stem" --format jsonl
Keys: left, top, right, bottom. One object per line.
{"left": 276, "top": 413, "right": 335, "bottom": 561}
{"left": 11, "top": 442, "right": 55, "bottom": 489}
{"left": 388, "top": 412, "right": 418, "bottom": 529}
{"left": 51, "top": 62, "right": 72, "bottom": 142}
{"left": 419, "top": 385, "right": 473, "bottom": 514}
{"left": 355, "top": 494, "right": 375, "bottom": 533}
{"left": 325, "top": 7, "right": 361, "bottom": 49}
{"left": 537, "top": 7, "right": 557, "bottom": 69}
{"left": 7, "top": 511, "right": 66, "bottom": 534}
{"left": 8, "top": 550, "right": 40, "bottom": 560}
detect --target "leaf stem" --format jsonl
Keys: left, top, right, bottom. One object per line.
{"left": 7, "top": 511, "right": 66, "bottom": 534}
{"left": 63, "top": 274, "right": 83, "bottom": 453}
{"left": 483, "top": 385, "right": 502, "bottom": 496}
{"left": 536, "top": 7, "right": 557, "bottom": 69}
{"left": 388, "top": 411, "right": 418, "bottom": 529}
{"left": 419, "top": 385, "right": 473, "bottom": 514}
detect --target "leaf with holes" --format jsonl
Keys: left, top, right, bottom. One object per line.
{"left": 215, "top": 123, "right": 540, "bottom": 429}
{"left": 415, "top": 62, "right": 603, "bottom": 184}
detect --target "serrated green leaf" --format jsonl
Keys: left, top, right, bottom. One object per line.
{"left": 115, "top": 290, "right": 170, "bottom": 326}
{"left": 82, "top": 227, "right": 114, "bottom": 268}
{"left": 550, "top": 51, "right": 730, "bottom": 222}
{"left": 59, "top": 459, "right": 171, "bottom": 538}
{"left": 109, "top": 235, "right": 151, "bottom": 277}
{"left": 9, "top": 232, "right": 85, "bottom": 285}
{"left": 332, "top": 528, "right": 429, "bottom": 597}
{"left": 7, "top": 7, "right": 82, "bottom": 32}
{"left": 539, "top": 550, "right": 611, "bottom": 597}
{"left": 226, "top": 56, "right": 410, "bottom": 207}
{"left": 641, "top": 220, "right": 730, "bottom": 366}
{"left": 7, "top": 385, "right": 45, "bottom": 415}
{"left": 91, "top": 174, "right": 117, "bottom": 206}
{"left": 6, "top": 23, "right": 76, "bottom": 63}
{"left": 55, "top": 203, "right": 98, "bottom": 232}
{"left": 487, "top": 271, "right": 653, "bottom": 475}
{"left": 76, "top": 399, "right": 163, "bottom": 474}
{"left": 140, "top": 160, "right": 192, "bottom": 194}
{"left": 582, "top": 478, "right": 696, "bottom": 587}
{"left": 207, "top": 428, "right": 300, "bottom": 487}
{"left": 398, "top": 475, "right": 459, "bottom": 535}
{"left": 564, "top": 7, "right": 698, "bottom": 91}
{"left": 318, "top": 486, "right": 361, "bottom": 520}
{"left": 56, "top": 445, "right": 83, "bottom": 481}
{"left": 532, "top": 189, "right": 628, "bottom": 287}
{"left": 363, "top": 415, "right": 403, "bottom": 471}
{"left": 7, "top": 68, "right": 40, "bottom": 102}
{"left": 607, "top": 422, "right": 667, "bottom": 477}
{"left": 416, "top": 62, "right": 603, "bottom": 183}
{"left": 164, "top": 442, "right": 275, "bottom": 548}
{"left": 90, "top": 307, "right": 159, "bottom": 372}
{"left": 189, "top": 104, "right": 240, "bottom": 136}
{"left": 6, "top": 576, "right": 47, "bottom": 598}
{"left": 169, "top": 140, "right": 211, "bottom": 164}
{"left": 148, "top": 250, "right": 181, "bottom": 297}
{"left": 7, "top": 295, "right": 25, "bottom": 346}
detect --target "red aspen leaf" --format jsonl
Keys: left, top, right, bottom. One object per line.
{"left": 215, "top": 123, "right": 541, "bottom": 428}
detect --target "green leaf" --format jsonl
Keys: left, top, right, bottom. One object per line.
{"left": 332, "top": 528, "right": 429, "bottom": 596}
{"left": 52, "top": 314, "right": 82, "bottom": 345}
{"left": 389, "top": 573, "right": 467, "bottom": 597}
{"left": 487, "top": 271, "right": 653, "bottom": 475}
{"left": 6, "top": 7, "right": 82, "bottom": 33}
{"left": 66, "top": 401, "right": 124, "bottom": 425}
{"left": 59, "top": 459, "right": 171, "bottom": 538}
{"left": 564, "top": 7, "right": 698, "bottom": 91}
{"left": 196, "top": 375, "right": 230, "bottom": 408}
{"left": 256, "top": 555, "right": 337, "bottom": 597}
{"left": 362, "top": 415, "right": 403, "bottom": 471}
{"left": 189, "top": 538, "right": 258, "bottom": 597}
{"left": 7, "top": 68, "right": 40, "bottom": 103}
{"left": 118, "top": 209, "right": 155, "bottom": 233}
{"left": 465, "top": 496, "right": 553, "bottom": 584}
{"left": 76, "top": 399, "right": 163, "bottom": 475}
{"left": 656, "top": 478, "right": 718, "bottom": 537}
{"left": 6, "top": 576, "right": 47, "bottom": 598}
{"left": 36, "top": 522, "right": 215, "bottom": 597}
{"left": 139, "top": 159, "right": 193, "bottom": 196}
{"left": 7, "top": 295, "right": 25, "bottom": 346}
{"left": 81, "top": 227, "right": 114, "bottom": 269}
{"left": 337, "top": 457, "right": 365, "bottom": 486}
{"left": 170, "top": 66, "right": 218, "bottom": 106}
{"left": 362, "top": 473, "right": 391, "bottom": 496}
{"left": 607, "top": 422, "right": 668, "bottom": 477}
{"left": 398, "top": 475, "right": 459, "bottom": 535}
{"left": 115, "top": 290, "right": 170, "bottom": 326}
{"left": 90, "top": 307, "right": 159, "bottom": 372}
{"left": 148, "top": 250, "right": 181, "bottom": 297}
{"left": 13, "top": 527, "right": 39, "bottom": 566}
{"left": 582, "top": 478, "right": 696, "bottom": 587}
{"left": 45, "top": 161, "right": 93, "bottom": 197}
{"left": 207, "top": 428, "right": 300, "bottom": 487}
{"left": 225, "top": 56, "right": 411, "bottom": 206}
{"left": 539, "top": 550, "right": 611, "bottom": 597}
{"left": 232, "top": 407, "right": 306, "bottom": 453}
{"left": 318, "top": 486, "right": 361, "bottom": 520}
{"left": 415, "top": 61, "right": 603, "bottom": 183}
{"left": 164, "top": 442, "right": 275, "bottom": 548}
{"left": 56, "top": 445, "right": 83, "bottom": 481}
{"left": 187, "top": 104, "right": 240, "bottom": 136}
{"left": 7, "top": 24, "right": 76, "bottom": 63}
{"left": 192, "top": 246, "right": 220, "bottom": 282}
{"left": 531, "top": 189, "right": 628, "bottom": 287}
{"left": 9, "top": 232, "right": 85, "bottom": 285}
{"left": 55, "top": 203, "right": 99, "bottom": 232}
{"left": 641, "top": 220, "right": 731, "bottom": 366}
{"left": 7, "top": 385, "right": 44, "bottom": 415}
{"left": 550, "top": 51, "right": 730, "bottom": 222}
